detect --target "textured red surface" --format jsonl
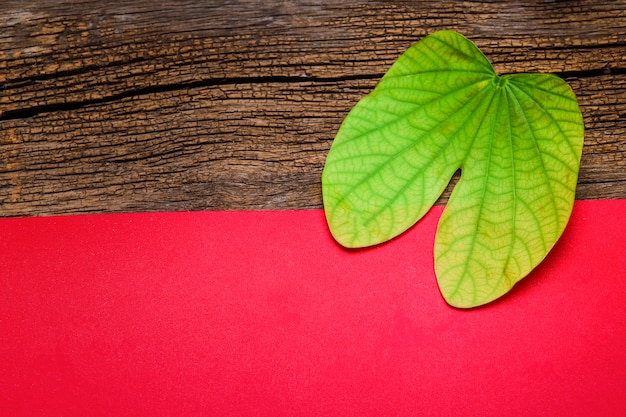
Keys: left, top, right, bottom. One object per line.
{"left": 1, "top": 200, "right": 625, "bottom": 416}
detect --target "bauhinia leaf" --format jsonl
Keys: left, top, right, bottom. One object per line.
{"left": 321, "top": 30, "right": 584, "bottom": 308}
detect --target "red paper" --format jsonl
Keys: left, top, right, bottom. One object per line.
{"left": 1, "top": 200, "right": 625, "bottom": 416}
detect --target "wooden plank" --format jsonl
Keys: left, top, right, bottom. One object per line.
{"left": 1, "top": 0, "right": 625, "bottom": 216}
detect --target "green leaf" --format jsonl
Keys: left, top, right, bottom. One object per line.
{"left": 321, "top": 30, "right": 584, "bottom": 308}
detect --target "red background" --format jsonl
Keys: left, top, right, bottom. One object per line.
{"left": 1, "top": 199, "right": 625, "bottom": 416}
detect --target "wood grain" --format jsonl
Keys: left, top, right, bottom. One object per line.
{"left": 1, "top": 0, "right": 625, "bottom": 216}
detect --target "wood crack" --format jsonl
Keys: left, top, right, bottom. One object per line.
{"left": 3, "top": 66, "right": 620, "bottom": 122}
{"left": 557, "top": 67, "right": 626, "bottom": 79}
{"left": 0, "top": 73, "right": 383, "bottom": 121}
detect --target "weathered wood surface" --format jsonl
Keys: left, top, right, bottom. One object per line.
{"left": 1, "top": 0, "right": 625, "bottom": 217}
